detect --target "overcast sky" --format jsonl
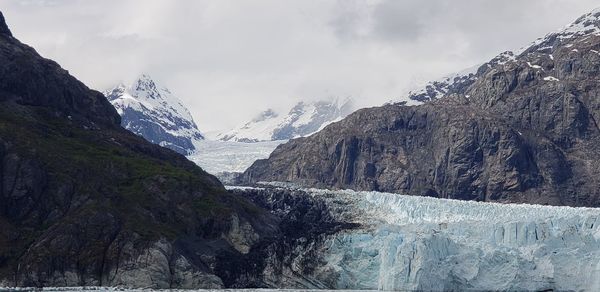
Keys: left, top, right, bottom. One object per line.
{"left": 2, "top": 0, "right": 599, "bottom": 131}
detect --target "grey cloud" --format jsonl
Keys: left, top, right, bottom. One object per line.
{"left": 370, "top": 0, "right": 440, "bottom": 41}
{"left": 2, "top": 0, "right": 600, "bottom": 131}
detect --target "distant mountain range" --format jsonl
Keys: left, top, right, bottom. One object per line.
{"left": 217, "top": 98, "right": 354, "bottom": 142}
{"left": 104, "top": 76, "right": 354, "bottom": 174}
{"left": 105, "top": 74, "right": 204, "bottom": 155}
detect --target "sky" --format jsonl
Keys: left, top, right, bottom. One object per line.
{"left": 2, "top": 0, "right": 599, "bottom": 132}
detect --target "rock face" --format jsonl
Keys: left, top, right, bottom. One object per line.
{"left": 105, "top": 75, "right": 204, "bottom": 155}
{"left": 0, "top": 11, "right": 276, "bottom": 288}
{"left": 244, "top": 8, "right": 600, "bottom": 207}
{"left": 218, "top": 98, "right": 354, "bottom": 142}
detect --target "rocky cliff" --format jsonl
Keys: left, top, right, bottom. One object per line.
{"left": 0, "top": 12, "right": 276, "bottom": 288}
{"left": 244, "top": 8, "right": 600, "bottom": 207}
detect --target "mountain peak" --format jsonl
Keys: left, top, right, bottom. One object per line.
{"left": 131, "top": 73, "right": 161, "bottom": 99}
{"left": 219, "top": 98, "right": 355, "bottom": 142}
{"left": 106, "top": 75, "right": 204, "bottom": 154}
{"left": 523, "top": 7, "right": 600, "bottom": 54}
{"left": 558, "top": 7, "right": 600, "bottom": 37}
{"left": 0, "top": 12, "right": 12, "bottom": 37}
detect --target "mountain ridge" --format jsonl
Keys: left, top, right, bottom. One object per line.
{"left": 243, "top": 7, "right": 600, "bottom": 207}
{"left": 406, "top": 8, "right": 600, "bottom": 104}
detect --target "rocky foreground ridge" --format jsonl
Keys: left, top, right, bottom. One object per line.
{"left": 0, "top": 12, "right": 278, "bottom": 288}
{"left": 244, "top": 8, "right": 600, "bottom": 207}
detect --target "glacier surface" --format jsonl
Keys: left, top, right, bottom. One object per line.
{"left": 187, "top": 139, "right": 284, "bottom": 174}
{"left": 248, "top": 186, "right": 600, "bottom": 291}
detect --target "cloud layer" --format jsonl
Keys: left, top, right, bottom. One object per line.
{"left": 2, "top": 0, "right": 599, "bottom": 131}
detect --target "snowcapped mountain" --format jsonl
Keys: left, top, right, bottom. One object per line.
{"left": 105, "top": 74, "right": 204, "bottom": 155}
{"left": 404, "top": 51, "right": 517, "bottom": 103}
{"left": 405, "top": 8, "right": 600, "bottom": 104}
{"left": 526, "top": 7, "right": 600, "bottom": 52}
{"left": 218, "top": 98, "right": 354, "bottom": 142}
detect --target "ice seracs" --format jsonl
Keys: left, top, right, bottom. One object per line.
{"left": 218, "top": 98, "right": 354, "bottom": 142}
{"left": 248, "top": 185, "right": 600, "bottom": 291}
{"left": 105, "top": 74, "right": 204, "bottom": 155}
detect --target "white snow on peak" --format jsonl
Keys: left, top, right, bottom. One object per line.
{"left": 557, "top": 7, "right": 600, "bottom": 37}
{"left": 401, "top": 50, "right": 524, "bottom": 104}
{"left": 218, "top": 97, "right": 354, "bottom": 142}
{"left": 524, "top": 7, "right": 600, "bottom": 53}
{"left": 105, "top": 74, "right": 204, "bottom": 154}
{"left": 543, "top": 76, "right": 560, "bottom": 82}
{"left": 397, "top": 8, "right": 600, "bottom": 106}
{"left": 403, "top": 64, "right": 479, "bottom": 103}
{"left": 119, "top": 74, "right": 196, "bottom": 124}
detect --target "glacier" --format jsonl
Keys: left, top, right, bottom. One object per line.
{"left": 187, "top": 139, "right": 284, "bottom": 174}
{"left": 238, "top": 185, "right": 600, "bottom": 291}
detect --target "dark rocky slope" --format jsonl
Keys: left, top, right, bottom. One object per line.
{"left": 0, "top": 12, "right": 277, "bottom": 288}
{"left": 244, "top": 9, "right": 600, "bottom": 207}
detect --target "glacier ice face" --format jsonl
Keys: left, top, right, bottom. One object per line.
{"left": 248, "top": 186, "right": 600, "bottom": 291}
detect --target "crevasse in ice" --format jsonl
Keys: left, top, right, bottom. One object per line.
{"left": 298, "top": 188, "right": 600, "bottom": 291}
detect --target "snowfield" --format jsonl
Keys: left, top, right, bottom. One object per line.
{"left": 187, "top": 139, "right": 284, "bottom": 174}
